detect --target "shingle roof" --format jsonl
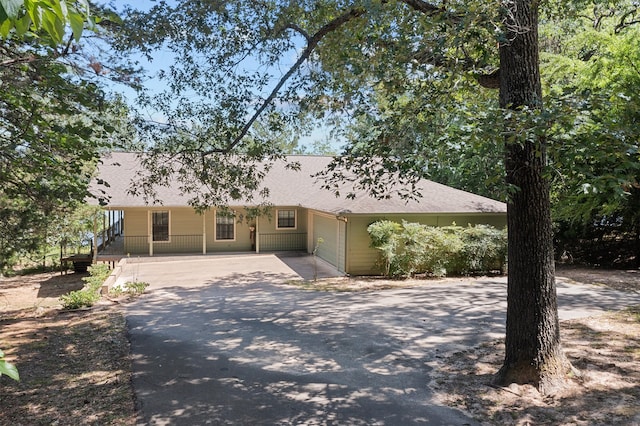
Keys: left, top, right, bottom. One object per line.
{"left": 91, "top": 152, "right": 506, "bottom": 215}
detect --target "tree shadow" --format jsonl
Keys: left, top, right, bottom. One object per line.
{"left": 430, "top": 315, "right": 640, "bottom": 424}
{"left": 36, "top": 273, "right": 86, "bottom": 298}
{"left": 124, "top": 274, "right": 508, "bottom": 424}
{"left": 0, "top": 309, "right": 135, "bottom": 424}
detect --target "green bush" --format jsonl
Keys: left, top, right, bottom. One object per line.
{"left": 459, "top": 225, "right": 507, "bottom": 274}
{"left": 368, "top": 221, "right": 507, "bottom": 278}
{"left": 59, "top": 289, "right": 100, "bottom": 310}
{"left": 367, "top": 220, "right": 403, "bottom": 276}
{"left": 111, "top": 281, "right": 149, "bottom": 297}
{"left": 60, "top": 264, "right": 111, "bottom": 309}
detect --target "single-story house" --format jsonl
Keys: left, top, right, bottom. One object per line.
{"left": 91, "top": 152, "right": 506, "bottom": 275}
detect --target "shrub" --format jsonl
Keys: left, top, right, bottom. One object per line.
{"left": 59, "top": 289, "right": 100, "bottom": 310}
{"left": 368, "top": 221, "right": 507, "bottom": 277}
{"left": 367, "top": 220, "right": 403, "bottom": 276}
{"left": 60, "top": 264, "right": 111, "bottom": 309}
{"left": 459, "top": 225, "right": 507, "bottom": 274}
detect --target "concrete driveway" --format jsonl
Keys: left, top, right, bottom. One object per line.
{"left": 122, "top": 254, "right": 640, "bottom": 425}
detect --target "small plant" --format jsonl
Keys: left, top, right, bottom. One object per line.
{"left": 0, "top": 349, "right": 19, "bottom": 381}
{"left": 110, "top": 281, "right": 149, "bottom": 297}
{"left": 60, "top": 264, "right": 111, "bottom": 309}
{"left": 124, "top": 281, "right": 149, "bottom": 295}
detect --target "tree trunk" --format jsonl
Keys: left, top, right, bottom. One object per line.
{"left": 495, "top": 0, "right": 571, "bottom": 394}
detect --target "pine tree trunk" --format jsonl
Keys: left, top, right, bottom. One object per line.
{"left": 495, "top": 0, "right": 571, "bottom": 394}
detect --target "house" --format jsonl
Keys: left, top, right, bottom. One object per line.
{"left": 91, "top": 152, "right": 506, "bottom": 275}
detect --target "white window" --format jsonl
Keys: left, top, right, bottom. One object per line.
{"left": 152, "top": 211, "right": 170, "bottom": 242}
{"left": 215, "top": 210, "right": 236, "bottom": 241}
{"left": 276, "top": 209, "right": 296, "bottom": 229}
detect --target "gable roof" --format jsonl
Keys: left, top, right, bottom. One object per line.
{"left": 91, "top": 152, "right": 506, "bottom": 215}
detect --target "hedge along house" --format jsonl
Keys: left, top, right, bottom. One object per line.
{"left": 91, "top": 152, "right": 506, "bottom": 275}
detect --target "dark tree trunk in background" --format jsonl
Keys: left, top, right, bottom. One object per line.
{"left": 495, "top": 0, "right": 571, "bottom": 394}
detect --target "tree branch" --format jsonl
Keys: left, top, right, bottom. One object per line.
{"left": 204, "top": 7, "right": 366, "bottom": 156}
{"left": 615, "top": 7, "right": 640, "bottom": 33}
{"left": 283, "top": 23, "right": 311, "bottom": 42}
{"left": 397, "top": 0, "right": 443, "bottom": 15}
{"left": 0, "top": 55, "right": 38, "bottom": 67}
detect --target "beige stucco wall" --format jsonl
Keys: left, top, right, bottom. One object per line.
{"left": 345, "top": 213, "right": 507, "bottom": 275}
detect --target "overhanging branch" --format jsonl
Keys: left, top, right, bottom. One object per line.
{"left": 204, "top": 7, "right": 366, "bottom": 156}
{"left": 396, "top": 0, "right": 443, "bottom": 15}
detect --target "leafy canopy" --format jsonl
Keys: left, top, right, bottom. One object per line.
{"left": 0, "top": 1, "right": 137, "bottom": 272}
{"left": 0, "top": 0, "right": 91, "bottom": 43}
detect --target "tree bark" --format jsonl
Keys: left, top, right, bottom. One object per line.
{"left": 495, "top": 0, "right": 571, "bottom": 394}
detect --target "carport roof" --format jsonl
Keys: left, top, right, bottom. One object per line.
{"left": 91, "top": 152, "right": 506, "bottom": 215}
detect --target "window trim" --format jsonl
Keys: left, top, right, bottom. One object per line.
{"left": 276, "top": 208, "right": 297, "bottom": 230}
{"left": 215, "top": 210, "right": 236, "bottom": 241}
{"left": 151, "top": 210, "right": 170, "bottom": 243}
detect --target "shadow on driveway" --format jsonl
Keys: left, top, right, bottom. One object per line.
{"left": 124, "top": 257, "right": 640, "bottom": 425}
{"left": 126, "top": 273, "right": 496, "bottom": 425}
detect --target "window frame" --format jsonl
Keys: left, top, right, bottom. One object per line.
{"left": 215, "top": 210, "right": 236, "bottom": 241}
{"left": 276, "top": 209, "right": 297, "bottom": 230}
{"left": 151, "top": 210, "right": 170, "bottom": 243}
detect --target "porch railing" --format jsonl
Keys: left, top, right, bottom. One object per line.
{"left": 153, "top": 235, "right": 203, "bottom": 254}
{"left": 99, "top": 235, "right": 203, "bottom": 256}
{"left": 259, "top": 233, "right": 307, "bottom": 251}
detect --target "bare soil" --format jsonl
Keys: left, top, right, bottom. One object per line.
{"left": 1, "top": 267, "right": 638, "bottom": 425}
{"left": 0, "top": 272, "right": 136, "bottom": 425}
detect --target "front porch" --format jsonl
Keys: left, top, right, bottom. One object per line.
{"left": 97, "top": 232, "right": 308, "bottom": 261}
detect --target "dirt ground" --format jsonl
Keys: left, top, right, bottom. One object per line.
{"left": 428, "top": 266, "right": 640, "bottom": 425}
{"left": 0, "top": 266, "right": 638, "bottom": 425}
{"left": 0, "top": 272, "right": 136, "bottom": 425}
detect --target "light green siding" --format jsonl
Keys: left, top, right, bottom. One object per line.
{"left": 256, "top": 207, "right": 308, "bottom": 251}
{"left": 337, "top": 220, "right": 347, "bottom": 272}
{"left": 312, "top": 213, "right": 339, "bottom": 269}
{"left": 345, "top": 213, "right": 507, "bottom": 275}
{"left": 123, "top": 209, "right": 147, "bottom": 237}
{"left": 206, "top": 208, "right": 253, "bottom": 252}
{"left": 169, "top": 208, "right": 203, "bottom": 235}
{"left": 122, "top": 209, "right": 149, "bottom": 254}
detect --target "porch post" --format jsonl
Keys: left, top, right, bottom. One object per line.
{"left": 102, "top": 212, "right": 106, "bottom": 250}
{"left": 202, "top": 212, "right": 207, "bottom": 254}
{"left": 110, "top": 210, "right": 115, "bottom": 240}
{"left": 92, "top": 214, "right": 98, "bottom": 263}
{"left": 255, "top": 219, "right": 260, "bottom": 254}
{"left": 148, "top": 210, "right": 153, "bottom": 256}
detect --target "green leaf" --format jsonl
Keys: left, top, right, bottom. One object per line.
{"left": 0, "top": 359, "right": 20, "bottom": 381}
{"left": 0, "top": 15, "right": 11, "bottom": 36}
{"left": 14, "top": 13, "right": 30, "bottom": 35}
{"left": 69, "top": 10, "right": 83, "bottom": 41}
{"left": 0, "top": 0, "right": 23, "bottom": 20}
